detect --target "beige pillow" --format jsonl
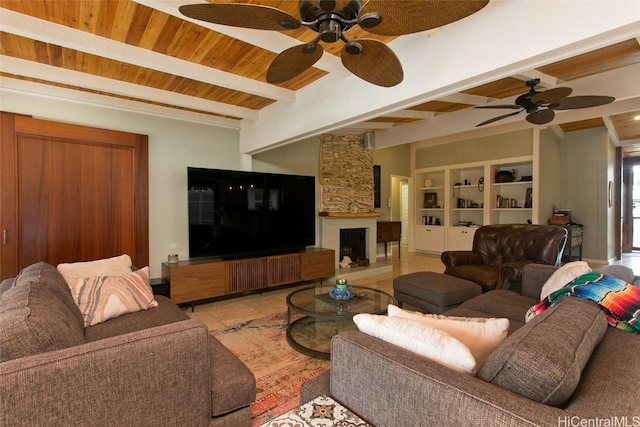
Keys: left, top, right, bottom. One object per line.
{"left": 57, "top": 254, "right": 132, "bottom": 288}
{"left": 70, "top": 267, "right": 157, "bottom": 327}
{"left": 353, "top": 313, "right": 476, "bottom": 374}
{"left": 540, "top": 261, "right": 591, "bottom": 300}
{"left": 387, "top": 304, "right": 509, "bottom": 368}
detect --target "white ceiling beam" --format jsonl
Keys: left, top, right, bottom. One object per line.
{"left": 0, "top": 77, "right": 240, "bottom": 128}
{"left": 0, "top": 8, "right": 295, "bottom": 103}
{"left": 239, "top": 1, "right": 640, "bottom": 153}
{"left": 438, "top": 93, "right": 496, "bottom": 106}
{"left": 603, "top": 116, "right": 621, "bottom": 145}
{"left": 0, "top": 56, "right": 259, "bottom": 120}
{"left": 512, "top": 70, "right": 561, "bottom": 88}
{"left": 377, "top": 69, "right": 640, "bottom": 150}
{"left": 620, "top": 137, "right": 640, "bottom": 147}
{"left": 145, "top": 0, "right": 348, "bottom": 75}
{"left": 379, "top": 110, "right": 435, "bottom": 119}
{"left": 347, "top": 122, "right": 396, "bottom": 130}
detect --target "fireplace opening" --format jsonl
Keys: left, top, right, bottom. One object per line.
{"left": 340, "top": 228, "right": 367, "bottom": 264}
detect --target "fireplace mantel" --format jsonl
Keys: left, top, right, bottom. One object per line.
{"left": 319, "top": 212, "right": 383, "bottom": 218}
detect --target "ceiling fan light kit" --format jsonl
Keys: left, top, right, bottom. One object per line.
{"left": 475, "top": 79, "right": 615, "bottom": 127}
{"left": 179, "top": 0, "right": 489, "bottom": 87}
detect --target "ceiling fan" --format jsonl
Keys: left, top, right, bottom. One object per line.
{"left": 475, "top": 79, "right": 615, "bottom": 127}
{"left": 179, "top": 0, "right": 489, "bottom": 87}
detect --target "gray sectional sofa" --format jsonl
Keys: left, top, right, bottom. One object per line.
{"left": 302, "top": 263, "right": 640, "bottom": 426}
{"left": 0, "top": 262, "right": 256, "bottom": 426}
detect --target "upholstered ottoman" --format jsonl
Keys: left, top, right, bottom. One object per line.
{"left": 393, "top": 272, "right": 482, "bottom": 313}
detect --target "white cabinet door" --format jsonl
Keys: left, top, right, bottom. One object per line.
{"left": 415, "top": 226, "right": 445, "bottom": 253}
{"left": 447, "top": 227, "right": 477, "bottom": 251}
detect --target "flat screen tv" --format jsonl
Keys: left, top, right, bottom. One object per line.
{"left": 187, "top": 167, "right": 316, "bottom": 260}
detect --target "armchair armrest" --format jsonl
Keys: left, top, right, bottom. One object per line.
{"left": 441, "top": 251, "right": 483, "bottom": 270}
{"left": 330, "top": 330, "right": 564, "bottom": 427}
{"left": 0, "top": 319, "right": 212, "bottom": 427}
{"left": 497, "top": 260, "right": 538, "bottom": 291}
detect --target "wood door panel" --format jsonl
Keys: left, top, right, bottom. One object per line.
{"left": 1, "top": 112, "right": 149, "bottom": 279}
{"left": 17, "top": 136, "right": 136, "bottom": 267}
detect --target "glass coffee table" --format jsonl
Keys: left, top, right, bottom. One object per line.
{"left": 286, "top": 284, "right": 394, "bottom": 359}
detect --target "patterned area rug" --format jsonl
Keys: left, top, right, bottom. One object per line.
{"left": 212, "top": 312, "right": 330, "bottom": 426}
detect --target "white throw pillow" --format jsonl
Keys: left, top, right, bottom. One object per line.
{"left": 540, "top": 261, "right": 591, "bottom": 300}
{"left": 387, "top": 304, "right": 509, "bottom": 368}
{"left": 353, "top": 313, "right": 476, "bottom": 374}
{"left": 57, "top": 254, "right": 132, "bottom": 288}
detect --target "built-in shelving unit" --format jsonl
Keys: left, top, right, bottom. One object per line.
{"left": 490, "top": 161, "right": 534, "bottom": 225}
{"left": 414, "top": 169, "right": 446, "bottom": 252}
{"left": 451, "top": 165, "right": 484, "bottom": 227}
{"left": 413, "top": 156, "right": 535, "bottom": 254}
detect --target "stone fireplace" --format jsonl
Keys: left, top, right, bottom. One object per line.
{"left": 317, "top": 133, "right": 385, "bottom": 270}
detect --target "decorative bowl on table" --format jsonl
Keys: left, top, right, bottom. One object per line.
{"left": 329, "top": 279, "right": 353, "bottom": 301}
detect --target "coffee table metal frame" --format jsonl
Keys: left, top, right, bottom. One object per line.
{"left": 286, "top": 284, "right": 394, "bottom": 359}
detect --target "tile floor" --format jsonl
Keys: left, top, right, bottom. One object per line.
{"left": 186, "top": 246, "right": 640, "bottom": 330}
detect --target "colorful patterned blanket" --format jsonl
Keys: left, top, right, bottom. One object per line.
{"left": 526, "top": 272, "right": 640, "bottom": 334}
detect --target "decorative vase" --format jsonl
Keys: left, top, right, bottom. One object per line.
{"left": 329, "top": 279, "right": 353, "bottom": 301}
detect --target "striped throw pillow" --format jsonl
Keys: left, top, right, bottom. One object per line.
{"left": 72, "top": 267, "right": 158, "bottom": 327}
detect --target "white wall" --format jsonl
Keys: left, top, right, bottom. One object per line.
{"left": 1, "top": 90, "right": 241, "bottom": 277}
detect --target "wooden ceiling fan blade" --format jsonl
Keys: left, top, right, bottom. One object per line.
{"left": 341, "top": 39, "right": 403, "bottom": 87}
{"left": 475, "top": 110, "right": 522, "bottom": 127}
{"left": 553, "top": 95, "right": 616, "bottom": 110}
{"left": 358, "top": 0, "right": 489, "bottom": 36}
{"left": 267, "top": 44, "right": 323, "bottom": 84}
{"left": 526, "top": 109, "right": 555, "bottom": 125}
{"left": 530, "top": 87, "right": 573, "bottom": 105}
{"left": 475, "top": 105, "right": 521, "bottom": 110}
{"left": 179, "top": 3, "right": 300, "bottom": 30}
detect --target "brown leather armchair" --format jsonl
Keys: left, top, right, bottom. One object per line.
{"left": 441, "top": 224, "right": 567, "bottom": 293}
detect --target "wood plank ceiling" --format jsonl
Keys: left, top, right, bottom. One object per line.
{"left": 1, "top": 0, "right": 639, "bottom": 154}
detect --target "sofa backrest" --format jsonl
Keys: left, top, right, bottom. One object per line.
{"left": 473, "top": 224, "right": 567, "bottom": 268}
{"left": 478, "top": 297, "right": 607, "bottom": 407}
{"left": 0, "top": 262, "right": 86, "bottom": 362}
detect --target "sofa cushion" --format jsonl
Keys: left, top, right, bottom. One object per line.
{"left": 0, "top": 263, "right": 86, "bottom": 362}
{"left": 0, "top": 278, "right": 15, "bottom": 295}
{"left": 388, "top": 304, "right": 509, "bottom": 368}
{"left": 353, "top": 313, "right": 476, "bottom": 374}
{"left": 57, "top": 254, "right": 132, "bottom": 288}
{"left": 457, "top": 289, "right": 537, "bottom": 324}
{"left": 16, "top": 261, "right": 86, "bottom": 327}
{"left": 84, "top": 295, "right": 189, "bottom": 342}
{"left": 593, "top": 264, "right": 635, "bottom": 283}
{"left": 209, "top": 336, "right": 257, "bottom": 417}
{"left": 478, "top": 297, "right": 607, "bottom": 407}
{"left": 70, "top": 267, "right": 158, "bottom": 327}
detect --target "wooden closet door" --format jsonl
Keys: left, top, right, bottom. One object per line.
{"left": 0, "top": 113, "right": 148, "bottom": 279}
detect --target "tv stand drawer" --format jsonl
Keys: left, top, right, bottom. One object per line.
{"left": 162, "top": 260, "right": 225, "bottom": 303}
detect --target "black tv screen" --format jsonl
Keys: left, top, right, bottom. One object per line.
{"left": 187, "top": 167, "right": 316, "bottom": 260}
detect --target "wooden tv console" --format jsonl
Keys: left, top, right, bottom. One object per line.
{"left": 161, "top": 248, "right": 335, "bottom": 304}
